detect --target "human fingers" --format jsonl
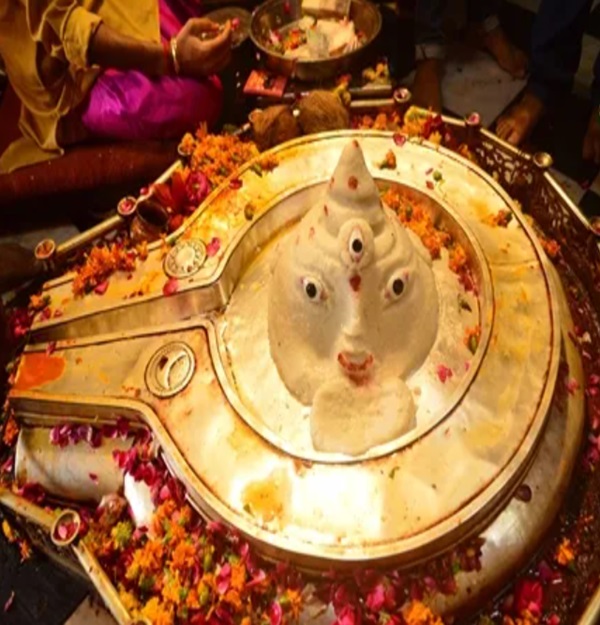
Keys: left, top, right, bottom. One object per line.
{"left": 200, "top": 40, "right": 232, "bottom": 74}
{"left": 185, "top": 17, "right": 220, "bottom": 36}
{"left": 203, "top": 21, "right": 232, "bottom": 53}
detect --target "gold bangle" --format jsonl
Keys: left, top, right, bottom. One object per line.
{"left": 170, "top": 37, "right": 181, "bottom": 75}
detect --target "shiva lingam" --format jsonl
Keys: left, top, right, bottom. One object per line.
{"left": 268, "top": 141, "right": 438, "bottom": 454}
{"left": 4, "top": 132, "right": 585, "bottom": 618}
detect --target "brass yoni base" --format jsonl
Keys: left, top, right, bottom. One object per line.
{"left": 7, "top": 133, "right": 585, "bottom": 615}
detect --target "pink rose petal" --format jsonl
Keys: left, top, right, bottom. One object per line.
{"left": 206, "top": 237, "right": 221, "bottom": 258}
{"left": 163, "top": 278, "right": 179, "bottom": 297}
{"left": 436, "top": 364, "right": 453, "bottom": 383}
{"left": 269, "top": 601, "right": 283, "bottom": 625}
{"left": 3, "top": 591, "right": 15, "bottom": 612}
{"left": 94, "top": 280, "right": 109, "bottom": 295}
{"left": 393, "top": 133, "right": 407, "bottom": 147}
{"left": 566, "top": 377, "right": 580, "bottom": 395}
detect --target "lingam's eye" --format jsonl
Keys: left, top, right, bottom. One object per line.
{"left": 386, "top": 272, "right": 408, "bottom": 301}
{"left": 302, "top": 277, "right": 326, "bottom": 302}
{"left": 348, "top": 228, "right": 364, "bottom": 262}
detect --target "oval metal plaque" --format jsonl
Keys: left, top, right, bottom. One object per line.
{"left": 145, "top": 342, "right": 196, "bottom": 398}
{"left": 164, "top": 240, "right": 207, "bottom": 279}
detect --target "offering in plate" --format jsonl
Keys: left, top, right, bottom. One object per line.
{"left": 268, "top": 16, "right": 364, "bottom": 59}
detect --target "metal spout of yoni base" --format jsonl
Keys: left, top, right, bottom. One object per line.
{"left": 268, "top": 140, "right": 439, "bottom": 455}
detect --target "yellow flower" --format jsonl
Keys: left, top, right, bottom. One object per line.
{"left": 118, "top": 586, "right": 141, "bottom": 613}
{"left": 223, "top": 589, "right": 242, "bottom": 610}
{"left": 162, "top": 574, "right": 183, "bottom": 604}
{"left": 141, "top": 597, "right": 175, "bottom": 625}
{"left": 555, "top": 538, "right": 575, "bottom": 567}
{"left": 127, "top": 541, "right": 165, "bottom": 580}
{"left": 286, "top": 589, "right": 303, "bottom": 619}
{"left": 2, "top": 519, "right": 16, "bottom": 543}
{"left": 171, "top": 541, "right": 197, "bottom": 571}
{"left": 402, "top": 600, "right": 444, "bottom": 625}
{"left": 230, "top": 563, "right": 246, "bottom": 592}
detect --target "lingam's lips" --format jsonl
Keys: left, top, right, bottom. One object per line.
{"left": 337, "top": 352, "right": 374, "bottom": 380}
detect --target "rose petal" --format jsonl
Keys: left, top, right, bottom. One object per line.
{"left": 206, "top": 237, "right": 221, "bottom": 258}
{"left": 94, "top": 280, "right": 109, "bottom": 295}
{"left": 163, "top": 278, "right": 179, "bottom": 297}
{"left": 436, "top": 364, "right": 453, "bottom": 383}
{"left": 566, "top": 377, "right": 580, "bottom": 395}
{"left": 3, "top": 591, "right": 15, "bottom": 612}
{"left": 393, "top": 133, "right": 407, "bottom": 147}
{"left": 269, "top": 601, "right": 283, "bottom": 625}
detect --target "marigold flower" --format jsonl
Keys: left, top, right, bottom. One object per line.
{"left": 402, "top": 600, "right": 444, "bottom": 625}
{"left": 555, "top": 538, "right": 575, "bottom": 567}
{"left": 141, "top": 597, "right": 175, "bottom": 625}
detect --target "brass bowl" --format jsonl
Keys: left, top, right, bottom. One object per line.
{"left": 250, "top": 0, "right": 382, "bottom": 81}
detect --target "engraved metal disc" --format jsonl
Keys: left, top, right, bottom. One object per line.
{"left": 145, "top": 342, "right": 195, "bottom": 398}
{"left": 163, "top": 240, "right": 207, "bottom": 279}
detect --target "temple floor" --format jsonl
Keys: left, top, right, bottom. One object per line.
{"left": 1, "top": 0, "right": 600, "bottom": 623}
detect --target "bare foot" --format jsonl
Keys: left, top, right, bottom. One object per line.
{"left": 412, "top": 58, "right": 443, "bottom": 112}
{"left": 583, "top": 107, "right": 600, "bottom": 165}
{"left": 496, "top": 91, "right": 544, "bottom": 146}
{"left": 481, "top": 26, "right": 528, "bottom": 79}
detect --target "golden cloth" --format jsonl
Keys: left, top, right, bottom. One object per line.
{"left": 0, "top": 0, "right": 160, "bottom": 173}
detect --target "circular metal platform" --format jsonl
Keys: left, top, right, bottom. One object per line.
{"left": 9, "top": 133, "right": 583, "bottom": 600}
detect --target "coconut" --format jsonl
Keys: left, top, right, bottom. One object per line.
{"left": 249, "top": 105, "right": 301, "bottom": 151}
{"left": 297, "top": 90, "right": 350, "bottom": 135}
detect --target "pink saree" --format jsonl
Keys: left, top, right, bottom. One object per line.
{"left": 80, "top": 0, "right": 223, "bottom": 141}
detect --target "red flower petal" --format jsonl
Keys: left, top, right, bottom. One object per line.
{"left": 269, "top": 601, "right": 283, "bottom": 625}
{"left": 436, "top": 364, "right": 453, "bottom": 383}
{"left": 94, "top": 280, "right": 109, "bottom": 295}
{"left": 206, "top": 237, "right": 221, "bottom": 258}
{"left": 163, "top": 278, "right": 179, "bottom": 296}
{"left": 3, "top": 591, "right": 15, "bottom": 613}
{"left": 230, "top": 178, "right": 243, "bottom": 190}
{"left": 393, "top": 133, "right": 407, "bottom": 146}
{"left": 566, "top": 377, "right": 580, "bottom": 395}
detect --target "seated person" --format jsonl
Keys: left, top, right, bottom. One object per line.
{"left": 496, "top": 0, "right": 600, "bottom": 164}
{"left": 0, "top": 0, "right": 232, "bottom": 173}
{"left": 412, "top": 0, "right": 527, "bottom": 111}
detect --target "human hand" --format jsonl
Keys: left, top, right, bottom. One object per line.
{"left": 176, "top": 18, "right": 232, "bottom": 77}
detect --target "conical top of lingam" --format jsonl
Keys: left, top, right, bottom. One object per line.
{"left": 268, "top": 140, "right": 439, "bottom": 455}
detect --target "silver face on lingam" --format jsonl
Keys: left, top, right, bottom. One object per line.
{"left": 268, "top": 140, "right": 439, "bottom": 455}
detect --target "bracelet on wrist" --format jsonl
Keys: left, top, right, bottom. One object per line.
{"left": 161, "top": 40, "right": 172, "bottom": 75}
{"left": 170, "top": 37, "right": 181, "bottom": 75}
